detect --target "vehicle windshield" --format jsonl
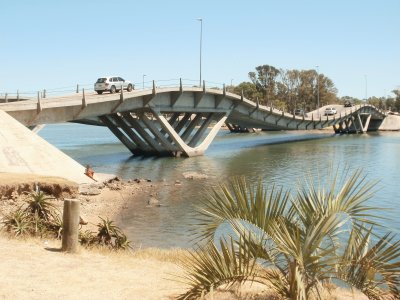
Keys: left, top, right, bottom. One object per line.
{"left": 96, "top": 78, "right": 107, "bottom": 83}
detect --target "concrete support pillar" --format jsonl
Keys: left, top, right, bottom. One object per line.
{"left": 363, "top": 114, "right": 372, "bottom": 132}
{"left": 141, "top": 114, "right": 177, "bottom": 152}
{"left": 62, "top": 199, "right": 80, "bottom": 253}
{"left": 188, "top": 113, "right": 214, "bottom": 147}
{"left": 127, "top": 115, "right": 165, "bottom": 153}
{"left": 101, "top": 109, "right": 228, "bottom": 157}
{"left": 99, "top": 115, "right": 138, "bottom": 154}
{"left": 174, "top": 113, "right": 191, "bottom": 134}
{"left": 113, "top": 113, "right": 150, "bottom": 151}
{"left": 154, "top": 111, "right": 228, "bottom": 157}
{"left": 355, "top": 113, "right": 372, "bottom": 133}
{"left": 181, "top": 113, "right": 203, "bottom": 142}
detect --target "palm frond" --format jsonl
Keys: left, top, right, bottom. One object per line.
{"left": 193, "top": 177, "right": 291, "bottom": 243}
{"left": 25, "top": 190, "right": 57, "bottom": 221}
{"left": 338, "top": 228, "right": 400, "bottom": 299}
{"left": 176, "top": 236, "right": 257, "bottom": 300}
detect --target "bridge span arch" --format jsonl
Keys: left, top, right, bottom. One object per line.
{"left": 0, "top": 80, "right": 389, "bottom": 157}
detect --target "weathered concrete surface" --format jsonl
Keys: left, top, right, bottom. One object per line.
{"left": 0, "top": 110, "right": 99, "bottom": 184}
{"left": 378, "top": 114, "right": 400, "bottom": 130}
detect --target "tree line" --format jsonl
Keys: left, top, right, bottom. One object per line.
{"left": 230, "top": 64, "right": 400, "bottom": 113}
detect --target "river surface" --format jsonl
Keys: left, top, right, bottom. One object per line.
{"left": 39, "top": 124, "right": 400, "bottom": 248}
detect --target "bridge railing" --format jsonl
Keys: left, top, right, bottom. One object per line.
{"left": 0, "top": 78, "right": 228, "bottom": 103}
{"left": 2, "top": 79, "right": 388, "bottom": 118}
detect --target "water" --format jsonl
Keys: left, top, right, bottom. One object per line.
{"left": 39, "top": 123, "right": 400, "bottom": 248}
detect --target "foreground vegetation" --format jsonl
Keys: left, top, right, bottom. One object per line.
{"left": 1, "top": 189, "right": 131, "bottom": 251}
{"left": 177, "top": 170, "right": 400, "bottom": 300}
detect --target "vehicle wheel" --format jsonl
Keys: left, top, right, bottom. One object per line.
{"left": 127, "top": 84, "right": 133, "bottom": 92}
{"left": 110, "top": 85, "right": 116, "bottom": 94}
{"left": 97, "top": 91, "right": 103, "bottom": 95}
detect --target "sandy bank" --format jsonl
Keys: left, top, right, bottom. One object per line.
{"left": 0, "top": 173, "right": 161, "bottom": 232}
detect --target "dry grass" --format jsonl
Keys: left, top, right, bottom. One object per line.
{"left": 0, "top": 173, "right": 77, "bottom": 186}
{"left": 0, "top": 172, "right": 78, "bottom": 199}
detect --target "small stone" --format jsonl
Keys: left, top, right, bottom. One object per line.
{"left": 147, "top": 196, "right": 160, "bottom": 206}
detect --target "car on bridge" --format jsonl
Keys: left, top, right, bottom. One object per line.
{"left": 324, "top": 107, "right": 337, "bottom": 116}
{"left": 94, "top": 76, "right": 133, "bottom": 94}
{"left": 344, "top": 101, "right": 353, "bottom": 107}
{"left": 294, "top": 109, "right": 308, "bottom": 117}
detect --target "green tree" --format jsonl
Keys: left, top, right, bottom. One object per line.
{"left": 386, "top": 98, "right": 395, "bottom": 111}
{"left": 340, "top": 96, "right": 362, "bottom": 105}
{"left": 392, "top": 89, "right": 400, "bottom": 112}
{"left": 249, "top": 65, "right": 280, "bottom": 106}
{"left": 279, "top": 69, "right": 301, "bottom": 112}
{"left": 177, "top": 171, "right": 400, "bottom": 300}
{"left": 245, "top": 65, "right": 338, "bottom": 112}
{"left": 233, "top": 82, "right": 262, "bottom": 101}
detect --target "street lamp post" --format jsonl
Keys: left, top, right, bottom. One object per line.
{"left": 143, "top": 74, "right": 146, "bottom": 89}
{"left": 316, "top": 66, "right": 320, "bottom": 117}
{"left": 196, "top": 18, "right": 203, "bottom": 87}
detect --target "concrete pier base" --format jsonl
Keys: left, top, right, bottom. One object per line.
{"left": 0, "top": 110, "right": 99, "bottom": 184}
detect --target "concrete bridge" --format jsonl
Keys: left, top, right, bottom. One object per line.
{"left": 0, "top": 80, "right": 394, "bottom": 158}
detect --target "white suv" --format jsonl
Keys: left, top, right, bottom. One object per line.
{"left": 94, "top": 76, "right": 133, "bottom": 94}
{"left": 324, "top": 107, "right": 337, "bottom": 116}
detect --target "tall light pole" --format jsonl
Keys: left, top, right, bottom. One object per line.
{"left": 364, "top": 74, "right": 368, "bottom": 103}
{"left": 316, "top": 66, "right": 320, "bottom": 117}
{"left": 143, "top": 74, "right": 146, "bottom": 89}
{"left": 196, "top": 18, "right": 203, "bottom": 87}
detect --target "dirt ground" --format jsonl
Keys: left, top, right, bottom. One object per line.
{"left": 0, "top": 173, "right": 159, "bottom": 232}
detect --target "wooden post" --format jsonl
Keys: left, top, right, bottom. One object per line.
{"left": 62, "top": 199, "right": 80, "bottom": 253}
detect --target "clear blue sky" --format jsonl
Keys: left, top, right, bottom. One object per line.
{"left": 1, "top": 0, "right": 399, "bottom": 99}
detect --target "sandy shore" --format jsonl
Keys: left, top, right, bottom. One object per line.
{"left": 0, "top": 235, "right": 189, "bottom": 300}
{"left": 0, "top": 173, "right": 368, "bottom": 299}
{"left": 0, "top": 173, "right": 162, "bottom": 231}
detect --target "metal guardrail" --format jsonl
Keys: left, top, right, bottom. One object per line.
{"left": 0, "top": 78, "right": 227, "bottom": 101}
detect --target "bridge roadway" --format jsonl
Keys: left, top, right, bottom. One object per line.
{"left": 0, "top": 81, "right": 389, "bottom": 157}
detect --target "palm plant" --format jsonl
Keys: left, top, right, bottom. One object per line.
{"left": 79, "top": 229, "right": 97, "bottom": 246}
{"left": 1, "top": 207, "right": 31, "bottom": 236}
{"left": 96, "top": 217, "right": 131, "bottom": 250}
{"left": 176, "top": 170, "right": 400, "bottom": 300}
{"left": 25, "top": 189, "right": 57, "bottom": 221}
{"left": 114, "top": 233, "right": 132, "bottom": 250}
{"left": 96, "top": 216, "right": 120, "bottom": 246}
